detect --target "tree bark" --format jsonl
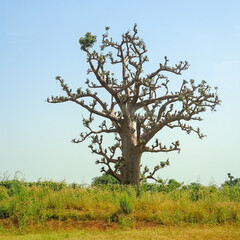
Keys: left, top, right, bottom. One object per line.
{"left": 120, "top": 120, "right": 142, "bottom": 187}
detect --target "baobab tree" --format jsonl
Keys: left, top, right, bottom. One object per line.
{"left": 47, "top": 25, "right": 220, "bottom": 187}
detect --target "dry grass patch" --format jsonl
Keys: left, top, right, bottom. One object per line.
{"left": 0, "top": 224, "right": 239, "bottom": 240}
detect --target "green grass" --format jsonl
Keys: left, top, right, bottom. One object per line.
{"left": 0, "top": 180, "right": 239, "bottom": 233}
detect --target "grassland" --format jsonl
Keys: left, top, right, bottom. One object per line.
{"left": 0, "top": 179, "right": 240, "bottom": 238}
{"left": 0, "top": 224, "right": 239, "bottom": 240}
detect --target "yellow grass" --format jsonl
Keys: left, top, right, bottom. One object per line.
{"left": 0, "top": 224, "right": 239, "bottom": 240}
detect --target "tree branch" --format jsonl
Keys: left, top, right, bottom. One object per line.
{"left": 47, "top": 76, "right": 120, "bottom": 122}
{"left": 147, "top": 56, "right": 189, "bottom": 79}
{"left": 88, "top": 135, "right": 123, "bottom": 182}
{"left": 141, "top": 159, "right": 170, "bottom": 182}
{"left": 144, "top": 140, "right": 180, "bottom": 153}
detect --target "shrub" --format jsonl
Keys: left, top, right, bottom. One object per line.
{"left": 222, "top": 173, "right": 240, "bottom": 187}
{"left": 120, "top": 195, "right": 134, "bottom": 215}
{"left": 0, "top": 203, "right": 10, "bottom": 219}
{"left": 187, "top": 183, "right": 203, "bottom": 202}
{"left": 92, "top": 174, "right": 119, "bottom": 186}
{"left": 118, "top": 215, "right": 135, "bottom": 228}
{"left": 139, "top": 179, "right": 182, "bottom": 193}
{"left": 0, "top": 180, "right": 27, "bottom": 197}
{"left": 167, "top": 179, "right": 182, "bottom": 191}
{"left": 0, "top": 187, "right": 9, "bottom": 201}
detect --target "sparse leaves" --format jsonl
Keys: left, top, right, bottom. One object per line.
{"left": 48, "top": 24, "right": 220, "bottom": 185}
{"left": 141, "top": 159, "right": 170, "bottom": 182}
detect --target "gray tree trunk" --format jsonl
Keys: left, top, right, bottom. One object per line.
{"left": 119, "top": 119, "right": 142, "bottom": 187}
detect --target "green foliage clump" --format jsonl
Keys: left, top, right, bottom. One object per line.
{"left": 0, "top": 180, "right": 26, "bottom": 196}
{"left": 222, "top": 174, "right": 240, "bottom": 187}
{"left": 92, "top": 173, "right": 119, "bottom": 186}
{"left": 79, "top": 32, "right": 97, "bottom": 50}
{"left": 0, "top": 202, "right": 10, "bottom": 219}
{"left": 167, "top": 179, "right": 182, "bottom": 191}
{"left": 118, "top": 215, "right": 135, "bottom": 229}
{"left": 32, "top": 180, "right": 67, "bottom": 191}
{"left": 187, "top": 183, "right": 204, "bottom": 202}
{"left": 0, "top": 187, "right": 9, "bottom": 201}
{"left": 140, "top": 179, "right": 183, "bottom": 193}
{"left": 120, "top": 195, "right": 134, "bottom": 215}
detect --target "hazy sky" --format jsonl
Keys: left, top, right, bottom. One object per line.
{"left": 1, "top": 0, "right": 240, "bottom": 185}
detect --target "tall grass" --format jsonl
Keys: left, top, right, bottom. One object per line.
{"left": 0, "top": 179, "right": 239, "bottom": 231}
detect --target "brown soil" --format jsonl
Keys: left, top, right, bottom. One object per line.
{"left": 0, "top": 219, "right": 160, "bottom": 232}
{"left": 43, "top": 220, "right": 160, "bottom": 231}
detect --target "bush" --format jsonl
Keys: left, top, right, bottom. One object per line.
{"left": 186, "top": 183, "right": 203, "bottom": 202}
{"left": 0, "top": 187, "right": 9, "bottom": 201}
{"left": 120, "top": 195, "right": 134, "bottom": 215}
{"left": 0, "top": 180, "right": 27, "bottom": 197}
{"left": 219, "top": 185, "right": 240, "bottom": 202}
{"left": 92, "top": 174, "right": 119, "bottom": 186}
{"left": 0, "top": 203, "right": 10, "bottom": 219}
{"left": 222, "top": 177, "right": 240, "bottom": 187}
{"left": 118, "top": 215, "right": 135, "bottom": 228}
{"left": 168, "top": 179, "right": 182, "bottom": 191}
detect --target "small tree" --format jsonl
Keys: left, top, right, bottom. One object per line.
{"left": 223, "top": 173, "right": 240, "bottom": 187}
{"left": 47, "top": 25, "right": 220, "bottom": 187}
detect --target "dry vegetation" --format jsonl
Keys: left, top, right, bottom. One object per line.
{"left": 0, "top": 179, "right": 239, "bottom": 238}
{"left": 0, "top": 224, "right": 239, "bottom": 240}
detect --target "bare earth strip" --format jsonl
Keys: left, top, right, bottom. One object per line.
{"left": 0, "top": 224, "right": 239, "bottom": 240}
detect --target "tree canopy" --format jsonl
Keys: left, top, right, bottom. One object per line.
{"left": 47, "top": 24, "right": 220, "bottom": 186}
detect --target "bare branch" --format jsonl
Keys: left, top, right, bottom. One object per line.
{"left": 88, "top": 135, "right": 123, "bottom": 182}
{"left": 144, "top": 140, "right": 180, "bottom": 153}
{"left": 72, "top": 128, "right": 118, "bottom": 143}
{"left": 148, "top": 56, "right": 189, "bottom": 79}
{"left": 141, "top": 159, "right": 170, "bottom": 182}
{"left": 47, "top": 76, "right": 120, "bottom": 122}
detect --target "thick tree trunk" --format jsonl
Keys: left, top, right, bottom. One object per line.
{"left": 121, "top": 146, "right": 142, "bottom": 186}
{"left": 120, "top": 120, "right": 142, "bottom": 187}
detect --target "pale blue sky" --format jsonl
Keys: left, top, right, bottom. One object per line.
{"left": 1, "top": 0, "right": 240, "bottom": 185}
